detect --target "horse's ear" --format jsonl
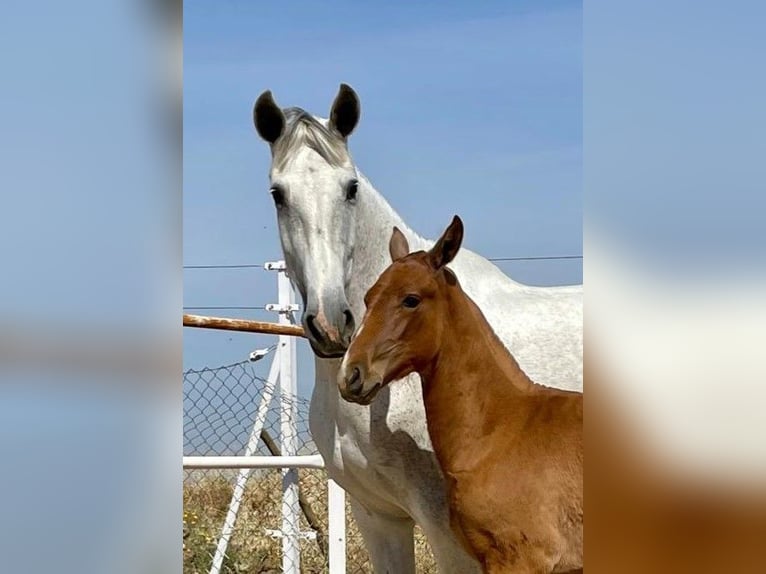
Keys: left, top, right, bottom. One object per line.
{"left": 329, "top": 83, "right": 360, "bottom": 138}
{"left": 253, "top": 90, "right": 285, "bottom": 144}
{"left": 389, "top": 227, "right": 410, "bottom": 262}
{"left": 428, "top": 216, "right": 464, "bottom": 270}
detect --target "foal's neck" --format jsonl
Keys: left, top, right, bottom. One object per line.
{"left": 418, "top": 280, "right": 535, "bottom": 471}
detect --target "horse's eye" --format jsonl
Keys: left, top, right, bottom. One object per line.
{"left": 345, "top": 179, "right": 359, "bottom": 202}
{"left": 270, "top": 185, "right": 285, "bottom": 208}
{"left": 402, "top": 295, "right": 421, "bottom": 309}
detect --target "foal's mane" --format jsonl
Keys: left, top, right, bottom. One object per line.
{"left": 441, "top": 263, "right": 526, "bottom": 373}
{"left": 271, "top": 107, "right": 350, "bottom": 170}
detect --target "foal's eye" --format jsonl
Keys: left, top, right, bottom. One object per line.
{"left": 345, "top": 179, "right": 359, "bottom": 202}
{"left": 270, "top": 185, "right": 285, "bottom": 208}
{"left": 402, "top": 295, "right": 421, "bottom": 309}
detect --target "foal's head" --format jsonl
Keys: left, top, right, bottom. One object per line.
{"left": 338, "top": 216, "right": 464, "bottom": 405}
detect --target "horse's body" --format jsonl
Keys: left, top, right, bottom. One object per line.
{"left": 339, "top": 218, "right": 583, "bottom": 573}
{"left": 253, "top": 85, "right": 582, "bottom": 573}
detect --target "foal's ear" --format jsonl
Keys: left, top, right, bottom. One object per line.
{"left": 389, "top": 227, "right": 410, "bottom": 262}
{"left": 253, "top": 90, "right": 286, "bottom": 144}
{"left": 329, "top": 83, "right": 361, "bottom": 138}
{"left": 428, "top": 216, "right": 464, "bottom": 270}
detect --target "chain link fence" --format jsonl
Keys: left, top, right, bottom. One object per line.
{"left": 183, "top": 361, "right": 437, "bottom": 573}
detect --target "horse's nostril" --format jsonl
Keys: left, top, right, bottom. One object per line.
{"left": 342, "top": 309, "right": 355, "bottom": 337}
{"left": 305, "top": 314, "right": 324, "bottom": 342}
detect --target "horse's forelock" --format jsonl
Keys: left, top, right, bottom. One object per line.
{"left": 272, "top": 107, "right": 350, "bottom": 171}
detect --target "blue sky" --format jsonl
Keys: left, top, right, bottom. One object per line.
{"left": 183, "top": 0, "right": 582, "bottom": 393}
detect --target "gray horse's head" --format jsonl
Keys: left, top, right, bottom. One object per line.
{"left": 253, "top": 84, "right": 362, "bottom": 358}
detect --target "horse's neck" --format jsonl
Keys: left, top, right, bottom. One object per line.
{"left": 418, "top": 284, "right": 534, "bottom": 471}
{"left": 346, "top": 174, "right": 426, "bottom": 310}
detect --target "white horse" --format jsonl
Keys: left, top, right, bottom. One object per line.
{"left": 253, "top": 84, "right": 582, "bottom": 573}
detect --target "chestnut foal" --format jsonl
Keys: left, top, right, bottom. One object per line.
{"left": 338, "top": 216, "right": 583, "bottom": 574}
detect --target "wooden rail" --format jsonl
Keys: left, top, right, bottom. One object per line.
{"left": 183, "top": 313, "right": 306, "bottom": 338}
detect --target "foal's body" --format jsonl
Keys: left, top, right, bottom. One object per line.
{"left": 339, "top": 217, "right": 583, "bottom": 573}
{"left": 422, "top": 290, "right": 583, "bottom": 573}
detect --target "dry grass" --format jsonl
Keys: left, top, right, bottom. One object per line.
{"left": 183, "top": 469, "right": 438, "bottom": 573}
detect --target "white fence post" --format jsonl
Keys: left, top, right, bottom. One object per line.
{"left": 208, "top": 350, "right": 280, "bottom": 574}
{"left": 274, "top": 262, "right": 301, "bottom": 574}
{"left": 186, "top": 257, "right": 348, "bottom": 574}
{"left": 328, "top": 479, "right": 347, "bottom": 574}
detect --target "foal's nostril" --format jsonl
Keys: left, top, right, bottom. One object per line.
{"left": 347, "top": 367, "right": 362, "bottom": 394}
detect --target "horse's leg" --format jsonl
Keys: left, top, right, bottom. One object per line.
{"left": 349, "top": 496, "right": 416, "bottom": 574}
{"left": 414, "top": 512, "right": 482, "bottom": 574}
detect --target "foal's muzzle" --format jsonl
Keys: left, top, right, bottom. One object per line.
{"left": 338, "top": 364, "right": 383, "bottom": 405}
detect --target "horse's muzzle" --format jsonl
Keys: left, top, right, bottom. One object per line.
{"left": 303, "top": 306, "right": 355, "bottom": 358}
{"left": 308, "top": 338, "right": 348, "bottom": 359}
